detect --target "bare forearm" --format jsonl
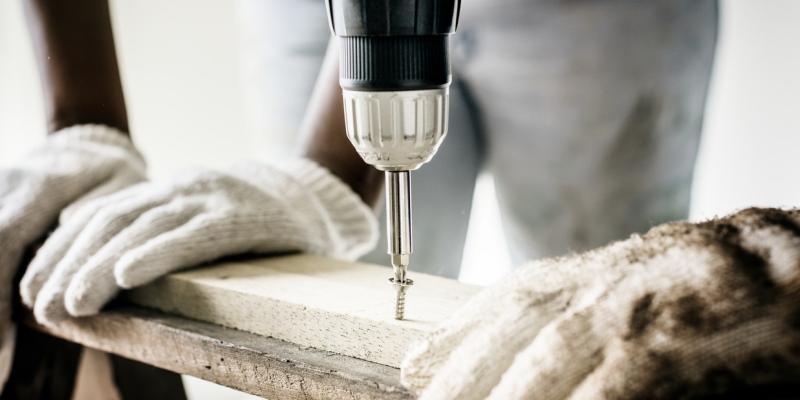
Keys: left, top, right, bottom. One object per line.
{"left": 300, "top": 40, "right": 383, "bottom": 207}
{"left": 24, "top": 0, "right": 129, "bottom": 134}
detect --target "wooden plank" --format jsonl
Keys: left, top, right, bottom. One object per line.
{"left": 25, "top": 306, "right": 412, "bottom": 400}
{"left": 128, "top": 254, "right": 479, "bottom": 367}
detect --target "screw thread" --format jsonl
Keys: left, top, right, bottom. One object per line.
{"left": 395, "top": 286, "right": 406, "bottom": 320}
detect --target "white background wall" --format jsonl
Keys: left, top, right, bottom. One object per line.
{"left": 2, "top": 1, "right": 800, "bottom": 398}
{"left": 691, "top": 1, "right": 800, "bottom": 218}
{"left": 0, "top": 0, "right": 252, "bottom": 174}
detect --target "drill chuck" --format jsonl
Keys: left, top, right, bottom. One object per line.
{"left": 342, "top": 88, "right": 448, "bottom": 171}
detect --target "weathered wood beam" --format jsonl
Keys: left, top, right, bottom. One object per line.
{"left": 25, "top": 306, "right": 412, "bottom": 400}
{"left": 22, "top": 254, "right": 478, "bottom": 398}
{"left": 127, "top": 255, "right": 479, "bottom": 367}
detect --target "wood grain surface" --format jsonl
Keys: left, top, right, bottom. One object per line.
{"left": 127, "top": 254, "right": 479, "bottom": 367}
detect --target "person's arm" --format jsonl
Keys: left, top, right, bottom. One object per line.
{"left": 24, "top": 0, "right": 129, "bottom": 135}
{"left": 299, "top": 40, "right": 383, "bottom": 207}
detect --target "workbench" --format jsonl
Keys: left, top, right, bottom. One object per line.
{"left": 10, "top": 255, "right": 479, "bottom": 399}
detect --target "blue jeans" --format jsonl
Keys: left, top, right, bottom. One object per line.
{"left": 239, "top": 0, "right": 718, "bottom": 278}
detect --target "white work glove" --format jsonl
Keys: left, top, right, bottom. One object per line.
{"left": 403, "top": 207, "right": 800, "bottom": 399}
{"left": 0, "top": 125, "right": 144, "bottom": 388}
{"left": 20, "top": 159, "right": 378, "bottom": 325}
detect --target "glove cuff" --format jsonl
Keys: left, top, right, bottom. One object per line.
{"left": 49, "top": 124, "right": 144, "bottom": 164}
{"left": 282, "top": 159, "right": 379, "bottom": 260}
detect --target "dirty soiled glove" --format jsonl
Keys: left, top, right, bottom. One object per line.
{"left": 20, "top": 159, "right": 378, "bottom": 325}
{"left": 0, "top": 125, "right": 144, "bottom": 388}
{"left": 403, "top": 207, "right": 800, "bottom": 399}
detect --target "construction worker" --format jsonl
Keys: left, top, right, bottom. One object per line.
{"left": 3, "top": 0, "right": 800, "bottom": 398}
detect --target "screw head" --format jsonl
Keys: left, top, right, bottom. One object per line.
{"left": 388, "top": 277, "right": 414, "bottom": 287}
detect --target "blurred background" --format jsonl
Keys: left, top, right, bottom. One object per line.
{"left": 2, "top": 0, "right": 800, "bottom": 398}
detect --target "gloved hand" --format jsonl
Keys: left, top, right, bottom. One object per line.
{"left": 403, "top": 207, "right": 800, "bottom": 400}
{"left": 20, "top": 159, "right": 378, "bottom": 325}
{"left": 0, "top": 125, "right": 144, "bottom": 387}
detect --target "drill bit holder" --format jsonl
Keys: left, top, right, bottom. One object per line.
{"left": 386, "top": 170, "right": 413, "bottom": 320}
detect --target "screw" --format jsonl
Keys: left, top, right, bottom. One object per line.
{"left": 389, "top": 277, "right": 413, "bottom": 320}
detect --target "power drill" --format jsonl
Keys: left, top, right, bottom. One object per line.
{"left": 325, "top": 0, "right": 461, "bottom": 320}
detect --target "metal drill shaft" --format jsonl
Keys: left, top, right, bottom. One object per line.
{"left": 386, "top": 171, "right": 413, "bottom": 320}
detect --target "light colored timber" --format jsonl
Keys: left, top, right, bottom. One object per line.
{"left": 25, "top": 306, "right": 412, "bottom": 400}
{"left": 127, "top": 254, "right": 480, "bottom": 368}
